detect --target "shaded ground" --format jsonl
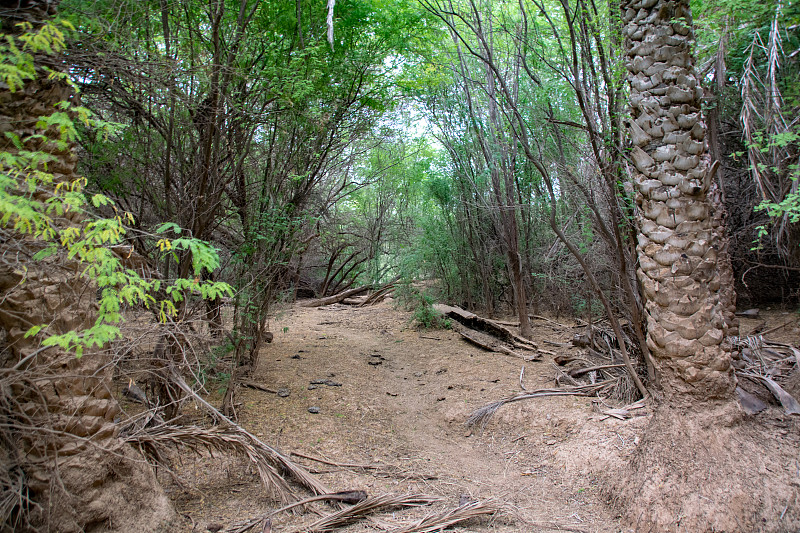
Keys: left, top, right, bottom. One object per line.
{"left": 163, "top": 302, "right": 800, "bottom": 532}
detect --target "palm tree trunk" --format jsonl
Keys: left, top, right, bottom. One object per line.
{"left": 0, "top": 5, "right": 175, "bottom": 531}
{"left": 621, "top": 0, "right": 737, "bottom": 403}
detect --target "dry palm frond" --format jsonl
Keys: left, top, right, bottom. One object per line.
{"left": 389, "top": 499, "right": 502, "bottom": 533}
{"left": 225, "top": 492, "right": 368, "bottom": 533}
{"left": 739, "top": 373, "right": 800, "bottom": 416}
{"left": 466, "top": 381, "right": 614, "bottom": 429}
{"left": 0, "top": 460, "right": 34, "bottom": 529}
{"left": 125, "top": 424, "right": 297, "bottom": 504}
{"left": 296, "top": 493, "right": 441, "bottom": 532}
{"left": 140, "top": 372, "right": 330, "bottom": 499}
{"left": 740, "top": 2, "right": 797, "bottom": 257}
{"left": 741, "top": 32, "right": 772, "bottom": 202}
{"left": 766, "top": 2, "right": 786, "bottom": 129}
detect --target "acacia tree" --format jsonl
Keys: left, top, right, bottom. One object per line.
{"left": 621, "top": 0, "right": 737, "bottom": 402}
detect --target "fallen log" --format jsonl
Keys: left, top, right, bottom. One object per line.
{"left": 433, "top": 304, "right": 538, "bottom": 350}
{"left": 359, "top": 286, "right": 395, "bottom": 307}
{"left": 301, "top": 285, "right": 372, "bottom": 307}
{"left": 456, "top": 328, "right": 537, "bottom": 361}
{"left": 359, "top": 275, "right": 401, "bottom": 307}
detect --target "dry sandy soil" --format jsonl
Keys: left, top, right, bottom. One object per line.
{"left": 160, "top": 301, "right": 800, "bottom": 533}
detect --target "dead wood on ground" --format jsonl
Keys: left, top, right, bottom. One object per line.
{"left": 495, "top": 315, "right": 575, "bottom": 330}
{"left": 360, "top": 279, "right": 399, "bottom": 306}
{"left": 590, "top": 398, "right": 647, "bottom": 421}
{"left": 466, "top": 381, "right": 615, "bottom": 429}
{"left": 456, "top": 328, "right": 537, "bottom": 361}
{"left": 239, "top": 380, "right": 278, "bottom": 394}
{"left": 434, "top": 304, "right": 539, "bottom": 356}
{"left": 290, "top": 451, "right": 378, "bottom": 470}
{"left": 302, "top": 285, "right": 372, "bottom": 307}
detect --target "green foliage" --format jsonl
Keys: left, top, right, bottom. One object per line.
{"left": 0, "top": 20, "right": 72, "bottom": 92}
{"left": 395, "top": 282, "right": 451, "bottom": 330}
{"left": 0, "top": 21, "right": 231, "bottom": 358}
{"left": 748, "top": 126, "right": 800, "bottom": 247}
{"left": 412, "top": 296, "right": 451, "bottom": 330}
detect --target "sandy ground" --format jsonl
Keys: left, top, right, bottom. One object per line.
{"left": 161, "top": 301, "right": 800, "bottom": 533}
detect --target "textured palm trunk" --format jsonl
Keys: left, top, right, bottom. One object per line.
{"left": 0, "top": 4, "right": 174, "bottom": 531}
{"left": 621, "top": 0, "right": 737, "bottom": 403}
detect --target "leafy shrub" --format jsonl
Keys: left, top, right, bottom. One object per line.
{"left": 395, "top": 282, "right": 451, "bottom": 329}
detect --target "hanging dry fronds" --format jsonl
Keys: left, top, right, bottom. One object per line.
{"left": 765, "top": 1, "right": 786, "bottom": 129}
{"left": 740, "top": 32, "right": 772, "bottom": 201}
{"left": 740, "top": 1, "right": 798, "bottom": 259}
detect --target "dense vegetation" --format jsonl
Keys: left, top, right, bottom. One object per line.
{"left": 0, "top": 0, "right": 798, "bottom": 529}
{"left": 55, "top": 0, "right": 799, "bottom": 395}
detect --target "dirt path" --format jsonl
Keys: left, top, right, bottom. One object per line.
{"left": 172, "top": 302, "right": 643, "bottom": 532}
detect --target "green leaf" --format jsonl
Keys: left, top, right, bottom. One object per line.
{"left": 24, "top": 325, "right": 43, "bottom": 338}
{"left": 32, "top": 244, "right": 57, "bottom": 260}
{"left": 155, "top": 222, "right": 182, "bottom": 234}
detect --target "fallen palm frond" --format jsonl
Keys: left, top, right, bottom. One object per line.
{"left": 730, "top": 335, "right": 800, "bottom": 416}
{"left": 388, "top": 499, "right": 502, "bottom": 533}
{"left": 135, "top": 372, "right": 330, "bottom": 500}
{"left": 295, "top": 493, "right": 442, "bottom": 532}
{"left": 126, "top": 424, "right": 297, "bottom": 503}
{"left": 739, "top": 373, "right": 800, "bottom": 416}
{"left": 226, "top": 491, "right": 368, "bottom": 533}
{"left": 466, "top": 381, "right": 615, "bottom": 429}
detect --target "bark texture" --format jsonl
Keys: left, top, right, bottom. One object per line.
{"left": 621, "top": 0, "right": 737, "bottom": 403}
{"left": 0, "top": 5, "right": 175, "bottom": 531}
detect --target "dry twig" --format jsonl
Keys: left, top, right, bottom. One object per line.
{"left": 290, "top": 451, "right": 377, "bottom": 470}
